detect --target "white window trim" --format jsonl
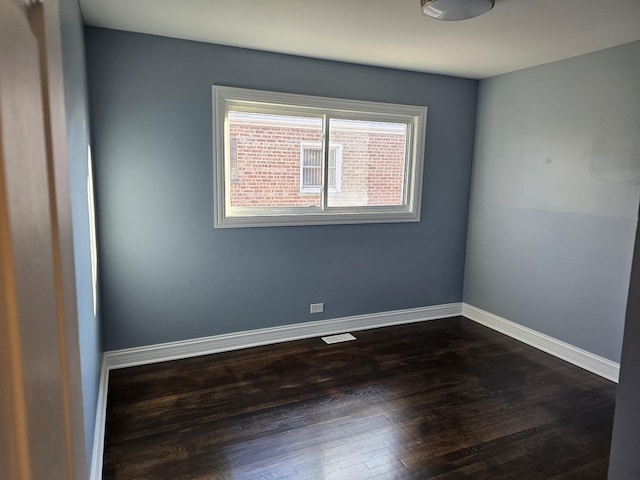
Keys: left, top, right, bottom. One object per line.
{"left": 213, "top": 85, "right": 427, "bottom": 229}
{"left": 299, "top": 143, "right": 342, "bottom": 194}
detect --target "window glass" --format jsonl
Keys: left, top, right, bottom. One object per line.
{"left": 228, "top": 111, "right": 323, "bottom": 208}
{"left": 327, "top": 119, "right": 407, "bottom": 208}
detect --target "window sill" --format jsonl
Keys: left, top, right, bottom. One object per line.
{"left": 214, "top": 209, "right": 421, "bottom": 228}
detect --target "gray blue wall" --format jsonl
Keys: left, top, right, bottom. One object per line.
{"left": 60, "top": 0, "right": 102, "bottom": 466}
{"left": 464, "top": 41, "right": 640, "bottom": 362}
{"left": 84, "top": 28, "right": 478, "bottom": 351}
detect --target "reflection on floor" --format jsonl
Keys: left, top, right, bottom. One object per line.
{"left": 103, "top": 317, "right": 616, "bottom": 479}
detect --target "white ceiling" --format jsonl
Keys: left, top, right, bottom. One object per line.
{"left": 79, "top": 0, "right": 640, "bottom": 79}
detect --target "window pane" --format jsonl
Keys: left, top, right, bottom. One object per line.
{"left": 303, "top": 148, "right": 322, "bottom": 167}
{"left": 327, "top": 119, "right": 407, "bottom": 207}
{"left": 328, "top": 149, "right": 336, "bottom": 168}
{"left": 228, "top": 111, "right": 323, "bottom": 207}
{"left": 302, "top": 166, "right": 321, "bottom": 188}
{"left": 302, "top": 148, "right": 322, "bottom": 189}
{"left": 328, "top": 166, "right": 336, "bottom": 189}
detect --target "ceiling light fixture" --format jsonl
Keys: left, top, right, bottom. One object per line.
{"left": 421, "top": 0, "right": 495, "bottom": 21}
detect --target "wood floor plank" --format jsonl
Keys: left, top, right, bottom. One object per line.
{"left": 103, "top": 317, "right": 616, "bottom": 479}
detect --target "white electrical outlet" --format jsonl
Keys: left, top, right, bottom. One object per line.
{"left": 310, "top": 303, "right": 324, "bottom": 314}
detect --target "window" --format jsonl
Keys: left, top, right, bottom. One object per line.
{"left": 213, "top": 86, "right": 427, "bottom": 228}
{"left": 300, "top": 144, "right": 342, "bottom": 194}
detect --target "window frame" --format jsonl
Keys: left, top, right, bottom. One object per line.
{"left": 213, "top": 85, "right": 427, "bottom": 229}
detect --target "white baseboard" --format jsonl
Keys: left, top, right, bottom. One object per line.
{"left": 105, "top": 303, "right": 463, "bottom": 369}
{"left": 462, "top": 303, "right": 620, "bottom": 382}
{"left": 89, "top": 356, "right": 109, "bottom": 480}
{"left": 89, "top": 301, "right": 619, "bottom": 479}
{"left": 88, "top": 303, "right": 462, "bottom": 479}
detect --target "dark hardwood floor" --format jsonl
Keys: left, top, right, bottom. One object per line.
{"left": 103, "top": 317, "right": 616, "bottom": 479}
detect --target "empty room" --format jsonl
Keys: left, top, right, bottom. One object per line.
{"left": 2, "top": 0, "right": 640, "bottom": 479}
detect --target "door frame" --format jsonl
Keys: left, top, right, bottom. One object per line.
{"left": 0, "top": 0, "right": 88, "bottom": 478}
